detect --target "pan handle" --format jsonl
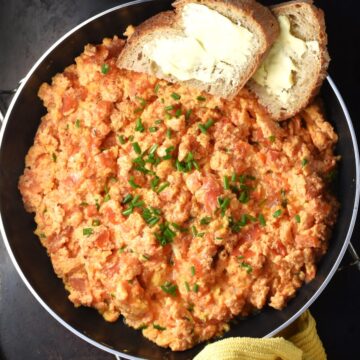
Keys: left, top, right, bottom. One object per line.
{"left": 343, "top": 242, "right": 360, "bottom": 272}
{"left": 0, "top": 89, "right": 16, "bottom": 124}
{"left": 0, "top": 81, "right": 24, "bottom": 123}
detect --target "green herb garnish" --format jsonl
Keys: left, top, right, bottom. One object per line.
{"left": 258, "top": 214, "right": 266, "bottom": 227}
{"left": 218, "top": 197, "right": 230, "bottom": 217}
{"left": 156, "top": 181, "right": 170, "bottom": 194}
{"left": 160, "top": 281, "right": 178, "bottom": 296}
{"left": 200, "top": 217, "right": 212, "bottom": 225}
{"left": 154, "top": 222, "right": 176, "bottom": 246}
{"left": 153, "top": 324, "right": 166, "bottom": 331}
{"left": 118, "top": 135, "right": 126, "bottom": 144}
{"left": 83, "top": 228, "right": 94, "bottom": 237}
{"left": 198, "top": 119, "right": 215, "bottom": 134}
{"left": 171, "top": 92, "right": 181, "bottom": 100}
{"left": 135, "top": 117, "right": 145, "bottom": 132}
{"left": 223, "top": 175, "right": 230, "bottom": 190}
{"left": 92, "top": 219, "right": 101, "bottom": 226}
{"left": 128, "top": 176, "right": 141, "bottom": 189}
{"left": 101, "top": 63, "right": 109, "bottom": 74}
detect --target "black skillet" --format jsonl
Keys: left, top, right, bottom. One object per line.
{"left": 0, "top": 1, "right": 359, "bottom": 359}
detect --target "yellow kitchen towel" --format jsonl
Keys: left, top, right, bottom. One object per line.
{"left": 194, "top": 311, "right": 326, "bottom": 360}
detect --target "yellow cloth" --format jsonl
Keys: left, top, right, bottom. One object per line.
{"left": 194, "top": 311, "right": 326, "bottom": 360}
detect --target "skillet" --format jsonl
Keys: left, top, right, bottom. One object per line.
{"left": 0, "top": 0, "right": 359, "bottom": 359}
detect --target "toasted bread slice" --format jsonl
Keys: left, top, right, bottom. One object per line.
{"left": 247, "top": 0, "right": 330, "bottom": 120}
{"left": 117, "top": 0, "right": 279, "bottom": 98}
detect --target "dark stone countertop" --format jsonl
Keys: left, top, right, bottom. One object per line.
{"left": 1, "top": 1, "right": 360, "bottom": 359}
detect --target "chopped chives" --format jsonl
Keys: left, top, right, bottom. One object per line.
{"left": 197, "top": 96, "right": 206, "bottom": 102}
{"left": 231, "top": 173, "right": 237, "bottom": 182}
{"left": 175, "top": 108, "right": 182, "bottom": 118}
{"left": 258, "top": 214, "right": 266, "bottom": 226}
{"left": 160, "top": 281, "right": 178, "bottom": 296}
{"left": 171, "top": 92, "right": 181, "bottom": 100}
{"left": 118, "top": 135, "right": 126, "bottom": 144}
{"left": 154, "top": 83, "right": 160, "bottom": 94}
{"left": 155, "top": 119, "right": 162, "bottom": 125}
{"left": 164, "top": 105, "right": 173, "bottom": 111}
{"left": 153, "top": 324, "right": 166, "bottom": 331}
{"left": 301, "top": 158, "right": 308, "bottom": 167}
{"left": 190, "top": 266, "right": 195, "bottom": 276}
{"left": 135, "top": 96, "right": 147, "bottom": 107}
{"left": 198, "top": 124, "right": 207, "bottom": 134}
{"left": 122, "top": 194, "right": 133, "bottom": 205}
{"left": 154, "top": 222, "right": 176, "bottom": 246}
{"left": 193, "top": 283, "right": 199, "bottom": 293}
{"left": 218, "top": 197, "right": 230, "bottom": 217}
{"left": 166, "top": 128, "right": 172, "bottom": 139}
{"left": 273, "top": 209, "right": 282, "bottom": 218}
{"left": 52, "top": 153, "right": 57, "bottom": 162}
{"left": 92, "top": 219, "right": 101, "bottom": 226}
{"left": 135, "top": 118, "right": 145, "bottom": 132}
{"left": 122, "top": 207, "right": 133, "bottom": 216}
{"left": 75, "top": 119, "right": 80, "bottom": 128}
{"left": 185, "top": 109, "right": 192, "bottom": 121}
{"left": 156, "top": 181, "right": 170, "bottom": 194}
{"left": 223, "top": 176, "right": 230, "bottom": 190}
{"left": 103, "top": 194, "right": 111, "bottom": 202}
{"left": 185, "top": 281, "right": 190, "bottom": 292}
{"left": 269, "top": 135, "right": 276, "bottom": 143}
{"left": 149, "top": 144, "right": 158, "bottom": 155}
{"left": 149, "top": 126, "right": 158, "bottom": 133}
{"left": 151, "top": 176, "right": 160, "bottom": 191}
{"left": 83, "top": 228, "right": 93, "bottom": 237}
{"left": 294, "top": 214, "right": 301, "bottom": 223}
{"left": 239, "top": 190, "right": 249, "bottom": 204}
{"left": 132, "top": 142, "right": 141, "bottom": 154}
{"left": 240, "top": 261, "right": 253, "bottom": 274}
{"left": 101, "top": 63, "right": 109, "bottom": 74}
{"left": 128, "top": 176, "right": 141, "bottom": 189}
{"left": 200, "top": 216, "right": 212, "bottom": 225}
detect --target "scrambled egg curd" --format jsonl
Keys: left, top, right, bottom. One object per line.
{"left": 19, "top": 36, "right": 339, "bottom": 351}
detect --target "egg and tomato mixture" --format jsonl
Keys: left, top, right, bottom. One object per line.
{"left": 19, "top": 36, "right": 339, "bottom": 351}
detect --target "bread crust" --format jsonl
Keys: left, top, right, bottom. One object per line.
{"left": 117, "top": 0, "right": 279, "bottom": 99}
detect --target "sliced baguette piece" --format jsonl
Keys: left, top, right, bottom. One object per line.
{"left": 247, "top": 0, "right": 330, "bottom": 120}
{"left": 117, "top": 0, "right": 279, "bottom": 98}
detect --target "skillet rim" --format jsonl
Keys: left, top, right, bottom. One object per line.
{"left": 0, "top": 1, "right": 359, "bottom": 359}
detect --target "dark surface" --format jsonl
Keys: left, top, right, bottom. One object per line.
{"left": 0, "top": 1, "right": 359, "bottom": 359}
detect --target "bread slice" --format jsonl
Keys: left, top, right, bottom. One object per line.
{"left": 117, "top": 0, "right": 279, "bottom": 98}
{"left": 247, "top": 0, "right": 330, "bottom": 120}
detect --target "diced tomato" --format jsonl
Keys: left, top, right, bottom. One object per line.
{"left": 103, "top": 207, "right": 119, "bottom": 224}
{"left": 295, "top": 235, "right": 320, "bottom": 249}
{"left": 202, "top": 176, "right": 222, "bottom": 214}
{"left": 62, "top": 94, "right": 78, "bottom": 115}
{"left": 95, "top": 229, "right": 113, "bottom": 249}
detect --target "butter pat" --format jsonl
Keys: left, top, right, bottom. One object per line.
{"left": 143, "top": 3, "right": 253, "bottom": 83}
{"left": 253, "top": 15, "right": 319, "bottom": 102}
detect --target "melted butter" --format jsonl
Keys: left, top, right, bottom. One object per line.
{"left": 253, "top": 15, "right": 319, "bottom": 102}
{"left": 143, "top": 3, "right": 253, "bottom": 83}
